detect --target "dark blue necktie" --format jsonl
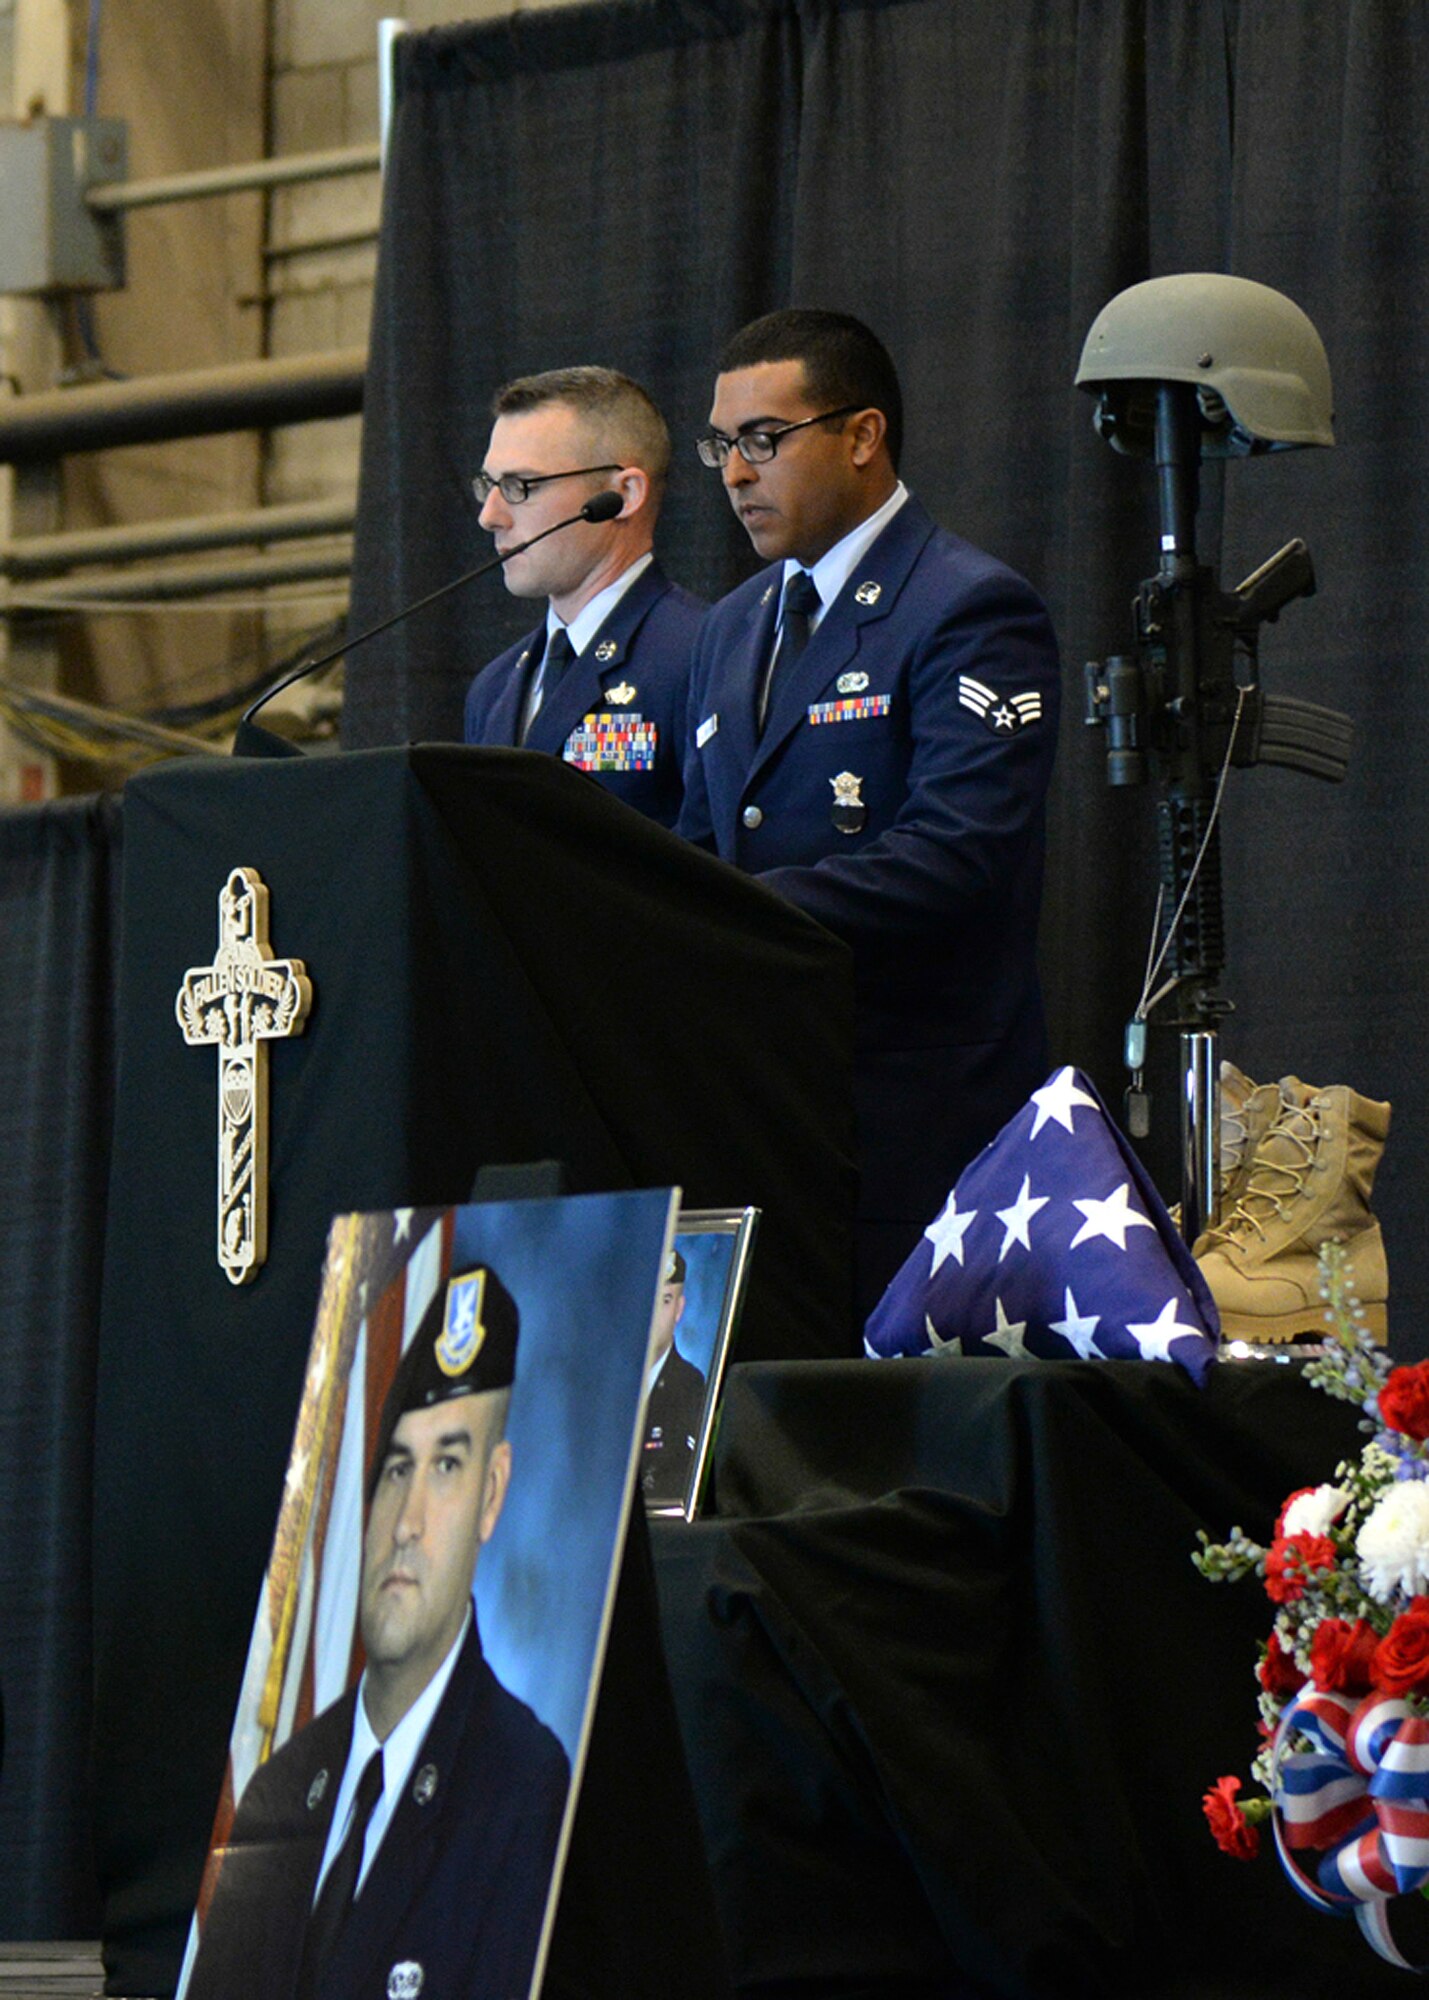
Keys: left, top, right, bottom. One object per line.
{"left": 297, "top": 1748, "right": 384, "bottom": 1994}
{"left": 520, "top": 627, "right": 575, "bottom": 743}
{"left": 758, "top": 570, "right": 820, "bottom": 734}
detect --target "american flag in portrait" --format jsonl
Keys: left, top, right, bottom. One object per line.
{"left": 188, "top": 1207, "right": 452, "bottom": 1949}
{"left": 864, "top": 1067, "right": 1220, "bottom": 1384}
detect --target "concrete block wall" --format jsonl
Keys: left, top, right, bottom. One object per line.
{"left": 266, "top": 0, "right": 575, "bottom": 513}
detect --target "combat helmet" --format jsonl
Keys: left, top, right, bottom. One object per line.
{"left": 1075, "top": 273, "right": 1334, "bottom": 458}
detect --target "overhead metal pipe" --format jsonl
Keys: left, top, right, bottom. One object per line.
{"left": 264, "top": 230, "right": 378, "bottom": 263}
{"left": 10, "top": 542, "right": 354, "bottom": 606}
{"left": 380, "top": 21, "right": 409, "bottom": 163}
{"left": 1, "top": 497, "right": 357, "bottom": 576}
{"left": 0, "top": 349, "right": 366, "bottom": 465}
{"left": 86, "top": 144, "right": 382, "bottom": 213}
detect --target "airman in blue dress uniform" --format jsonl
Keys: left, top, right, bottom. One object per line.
{"left": 186, "top": 1267, "right": 568, "bottom": 2000}
{"left": 464, "top": 367, "right": 704, "bottom": 830}
{"left": 679, "top": 311, "right": 1061, "bottom": 1313}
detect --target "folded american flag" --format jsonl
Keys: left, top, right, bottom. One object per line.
{"left": 864, "top": 1066, "right": 1220, "bottom": 1383}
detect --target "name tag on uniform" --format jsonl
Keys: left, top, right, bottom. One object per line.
{"left": 564, "top": 714, "right": 657, "bottom": 773}
{"left": 696, "top": 713, "right": 719, "bottom": 748}
{"left": 807, "top": 693, "right": 892, "bottom": 726}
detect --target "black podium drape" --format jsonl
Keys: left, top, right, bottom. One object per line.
{"left": 654, "top": 1359, "right": 1406, "bottom": 2000}
{"left": 91, "top": 746, "right": 852, "bottom": 1992}
{"left": 348, "top": 0, "right": 1429, "bottom": 1351}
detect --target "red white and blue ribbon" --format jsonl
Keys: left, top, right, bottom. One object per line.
{"left": 1272, "top": 1686, "right": 1429, "bottom": 1968}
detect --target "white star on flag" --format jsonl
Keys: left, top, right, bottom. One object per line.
{"left": 863, "top": 1066, "right": 1219, "bottom": 1383}
{"left": 925, "top": 1195, "right": 977, "bottom": 1273}
{"left": 1126, "top": 1297, "right": 1204, "bottom": 1361}
{"left": 995, "top": 1174, "right": 1049, "bottom": 1259}
{"left": 1028, "top": 1066, "right": 1099, "bottom": 1140}
{"left": 983, "top": 1298, "right": 1030, "bottom": 1358}
{"left": 926, "top": 1312, "right": 963, "bottom": 1355}
{"left": 1049, "top": 1287, "right": 1103, "bottom": 1358}
{"left": 1069, "top": 1181, "right": 1156, "bottom": 1252}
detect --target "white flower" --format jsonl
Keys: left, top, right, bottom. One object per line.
{"left": 1282, "top": 1484, "right": 1350, "bottom": 1538}
{"left": 1357, "top": 1481, "right": 1429, "bottom": 1600}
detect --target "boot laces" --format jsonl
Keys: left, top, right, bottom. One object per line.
{"left": 1201, "top": 1100, "right": 1323, "bottom": 1248}
{"left": 1222, "top": 1103, "right": 1254, "bottom": 1183}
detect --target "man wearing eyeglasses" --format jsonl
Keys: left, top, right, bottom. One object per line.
{"left": 464, "top": 366, "right": 705, "bottom": 829}
{"left": 680, "top": 309, "right": 1060, "bottom": 1315}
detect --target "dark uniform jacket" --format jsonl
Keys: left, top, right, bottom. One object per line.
{"left": 640, "top": 1343, "right": 707, "bottom": 1506}
{"left": 679, "top": 496, "right": 1060, "bottom": 1296}
{"left": 186, "top": 1621, "right": 570, "bottom": 2000}
{"left": 463, "top": 559, "right": 705, "bottom": 829}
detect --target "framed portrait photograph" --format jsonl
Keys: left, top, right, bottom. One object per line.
{"left": 178, "top": 1187, "right": 677, "bottom": 2000}
{"left": 640, "top": 1205, "right": 760, "bottom": 1522}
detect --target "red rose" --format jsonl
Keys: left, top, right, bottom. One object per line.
{"left": 1373, "top": 1601, "right": 1429, "bottom": 1696}
{"left": 1310, "top": 1618, "right": 1379, "bottom": 1694}
{"left": 1259, "top": 1630, "right": 1307, "bottom": 1697}
{"left": 1264, "top": 1533, "right": 1337, "bottom": 1604}
{"left": 1379, "top": 1364, "right": 1429, "bottom": 1441}
{"left": 1203, "top": 1776, "right": 1260, "bottom": 1860}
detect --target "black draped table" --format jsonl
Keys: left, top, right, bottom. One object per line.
{"left": 652, "top": 1358, "right": 1411, "bottom": 2000}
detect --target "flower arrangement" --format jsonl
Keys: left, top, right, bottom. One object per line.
{"left": 1195, "top": 1243, "right": 1429, "bottom": 1970}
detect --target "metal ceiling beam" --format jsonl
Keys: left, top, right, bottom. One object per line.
{"left": 0, "top": 348, "right": 365, "bottom": 464}
{"left": 1, "top": 497, "right": 356, "bottom": 575}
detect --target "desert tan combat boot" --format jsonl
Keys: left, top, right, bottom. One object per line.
{"left": 1195, "top": 1080, "right": 1390, "bottom": 1342}
{"left": 1214, "top": 1061, "right": 1285, "bottom": 1219}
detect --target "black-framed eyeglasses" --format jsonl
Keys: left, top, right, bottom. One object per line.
{"left": 472, "top": 463, "right": 623, "bottom": 505}
{"left": 695, "top": 405, "right": 862, "bottom": 469}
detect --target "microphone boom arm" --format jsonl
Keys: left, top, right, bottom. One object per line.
{"left": 239, "top": 487, "right": 626, "bottom": 731}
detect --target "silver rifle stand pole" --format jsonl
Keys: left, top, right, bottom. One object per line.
{"left": 1180, "top": 1028, "right": 1219, "bottom": 1246}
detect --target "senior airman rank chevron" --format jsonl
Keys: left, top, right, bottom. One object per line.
{"left": 958, "top": 675, "right": 1043, "bottom": 733}
{"left": 864, "top": 1066, "right": 1220, "bottom": 1383}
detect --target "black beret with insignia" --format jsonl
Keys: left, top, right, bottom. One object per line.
{"left": 368, "top": 1266, "right": 519, "bottom": 1492}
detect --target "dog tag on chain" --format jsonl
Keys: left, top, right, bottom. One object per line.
{"left": 1124, "top": 1017, "right": 1149, "bottom": 1136}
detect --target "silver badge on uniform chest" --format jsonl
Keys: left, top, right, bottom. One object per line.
{"left": 830, "top": 771, "right": 867, "bottom": 835}
{"left": 412, "top": 1762, "right": 438, "bottom": 1806}
{"left": 836, "top": 671, "right": 869, "bottom": 695}
{"left": 853, "top": 580, "right": 882, "bottom": 606}
{"left": 387, "top": 1963, "right": 423, "bottom": 1999}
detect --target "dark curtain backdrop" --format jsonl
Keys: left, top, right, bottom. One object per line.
{"left": 349, "top": 0, "right": 1429, "bottom": 1352}
{"left": 0, "top": 797, "right": 120, "bottom": 1937}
